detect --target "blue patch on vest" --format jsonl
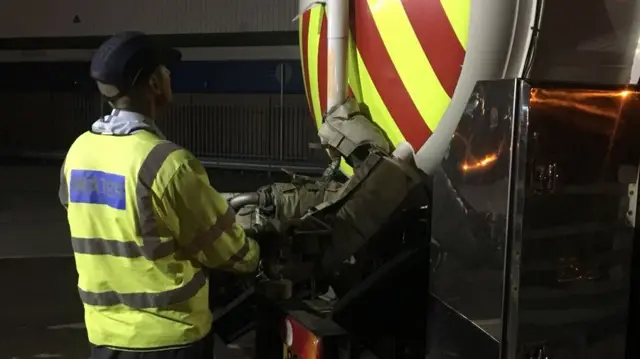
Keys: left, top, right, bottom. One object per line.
{"left": 69, "top": 170, "right": 126, "bottom": 210}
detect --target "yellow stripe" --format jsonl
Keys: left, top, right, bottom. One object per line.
{"left": 299, "top": 18, "right": 312, "bottom": 112}
{"left": 307, "top": 6, "right": 324, "bottom": 129}
{"left": 340, "top": 47, "right": 406, "bottom": 176}
{"left": 369, "top": 0, "right": 450, "bottom": 132}
{"left": 340, "top": 34, "right": 406, "bottom": 176}
{"left": 440, "top": 0, "right": 471, "bottom": 49}
{"left": 354, "top": 49, "right": 404, "bottom": 146}
{"left": 347, "top": 33, "right": 362, "bottom": 101}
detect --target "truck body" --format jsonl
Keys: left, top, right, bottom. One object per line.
{"left": 215, "top": 1, "right": 640, "bottom": 358}
{"left": 297, "top": 0, "right": 640, "bottom": 173}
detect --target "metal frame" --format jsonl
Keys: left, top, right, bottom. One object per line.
{"left": 501, "top": 79, "right": 529, "bottom": 359}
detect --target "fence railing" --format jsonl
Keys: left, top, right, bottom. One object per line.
{"left": 0, "top": 92, "right": 327, "bottom": 172}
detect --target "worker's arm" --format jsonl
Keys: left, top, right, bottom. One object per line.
{"left": 156, "top": 156, "right": 260, "bottom": 273}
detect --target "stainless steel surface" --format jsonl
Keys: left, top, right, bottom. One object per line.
{"left": 229, "top": 192, "right": 260, "bottom": 211}
{"left": 511, "top": 83, "right": 640, "bottom": 358}
{"left": 326, "top": 0, "right": 349, "bottom": 111}
{"left": 503, "top": 79, "right": 530, "bottom": 359}
{"left": 432, "top": 79, "right": 518, "bottom": 342}
{"left": 430, "top": 79, "right": 640, "bottom": 358}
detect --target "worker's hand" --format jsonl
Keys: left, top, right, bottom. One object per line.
{"left": 246, "top": 221, "right": 281, "bottom": 257}
{"left": 246, "top": 221, "right": 277, "bottom": 241}
{"left": 248, "top": 221, "right": 286, "bottom": 281}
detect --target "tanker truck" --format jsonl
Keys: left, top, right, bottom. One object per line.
{"left": 212, "top": 1, "right": 640, "bottom": 358}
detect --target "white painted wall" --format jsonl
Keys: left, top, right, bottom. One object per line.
{"left": 0, "top": 0, "right": 298, "bottom": 38}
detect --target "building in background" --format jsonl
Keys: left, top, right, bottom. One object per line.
{"left": 0, "top": 0, "right": 326, "bottom": 171}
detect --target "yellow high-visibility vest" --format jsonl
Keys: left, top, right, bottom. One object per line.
{"left": 60, "top": 129, "right": 214, "bottom": 349}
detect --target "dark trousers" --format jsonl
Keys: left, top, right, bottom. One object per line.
{"left": 90, "top": 333, "right": 214, "bottom": 359}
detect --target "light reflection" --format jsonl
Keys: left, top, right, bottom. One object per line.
{"left": 531, "top": 88, "right": 635, "bottom": 173}
{"left": 454, "top": 131, "right": 503, "bottom": 173}
{"left": 461, "top": 154, "right": 498, "bottom": 172}
{"left": 529, "top": 88, "right": 636, "bottom": 120}
{"left": 456, "top": 88, "right": 636, "bottom": 174}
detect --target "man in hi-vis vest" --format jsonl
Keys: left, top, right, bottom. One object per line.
{"left": 58, "top": 31, "right": 260, "bottom": 359}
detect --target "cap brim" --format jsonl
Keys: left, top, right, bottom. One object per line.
{"left": 160, "top": 47, "right": 182, "bottom": 66}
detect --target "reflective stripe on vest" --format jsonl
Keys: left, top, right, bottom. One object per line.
{"left": 61, "top": 141, "right": 209, "bottom": 309}
{"left": 77, "top": 270, "right": 207, "bottom": 308}
{"left": 209, "top": 238, "right": 253, "bottom": 271}
{"left": 63, "top": 142, "right": 179, "bottom": 260}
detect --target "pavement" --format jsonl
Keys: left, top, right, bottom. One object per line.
{"left": 0, "top": 162, "right": 283, "bottom": 358}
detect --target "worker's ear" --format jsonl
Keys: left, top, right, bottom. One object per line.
{"left": 148, "top": 68, "right": 163, "bottom": 95}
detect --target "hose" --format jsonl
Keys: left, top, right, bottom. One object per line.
{"left": 228, "top": 192, "right": 260, "bottom": 211}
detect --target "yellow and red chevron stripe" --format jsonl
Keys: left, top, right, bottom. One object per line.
{"left": 299, "top": 0, "right": 470, "bottom": 151}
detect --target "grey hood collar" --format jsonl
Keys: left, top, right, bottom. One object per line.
{"left": 91, "top": 109, "right": 165, "bottom": 139}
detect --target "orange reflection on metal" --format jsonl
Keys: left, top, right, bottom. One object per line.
{"left": 461, "top": 153, "right": 498, "bottom": 172}
{"left": 529, "top": 88, "right": 636, "bottom": 120}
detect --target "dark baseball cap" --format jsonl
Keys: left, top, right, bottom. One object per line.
{"left": 90, "top": 31, "right": 181, "bottom": 98}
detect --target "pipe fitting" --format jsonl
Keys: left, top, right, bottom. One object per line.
{"left": 228, "top": 192, "right": 260, "bottom": 211}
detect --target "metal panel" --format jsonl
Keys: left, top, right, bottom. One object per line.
{"left": 430, "top": 79, "right": 518, "bottom": 350}
{"left": 508, "top": 83, "right": 640, "bottom": 358}
{"left": 0, "top": 0, "right": 298, "bottom": 38}
{"left": 429, "top": 79, "right": 640, "bottom": 358}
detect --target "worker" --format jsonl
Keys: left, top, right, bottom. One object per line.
{"left": 57, "top": 31, "right": 261, "bottom": 359}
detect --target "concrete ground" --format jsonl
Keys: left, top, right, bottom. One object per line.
{"left": 0, "top": 161, "right": 290, "bottom": 359}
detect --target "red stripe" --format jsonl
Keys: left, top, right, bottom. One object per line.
{"left": 347, "top": 86, "right": 354, "bottom": 97}
{"left": 300, "top": 11, "right": 313, "bottom": 117}
{"left": 352, "top": 0, "right": 431, "bottom": 149}
{"left": 318, "top": 12, "right": 328, "bottom": 115}
{"left": 401, "top": 0, "right": 465, "bottom": 97}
